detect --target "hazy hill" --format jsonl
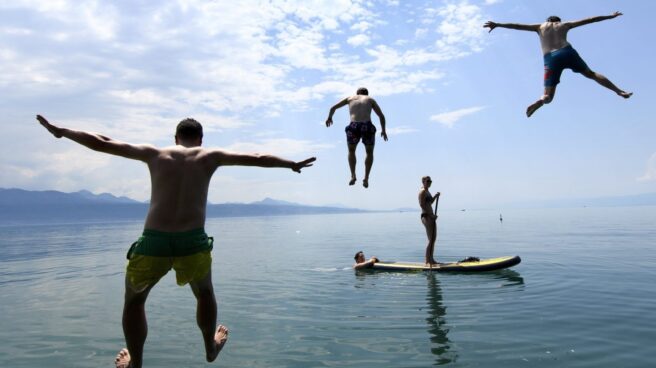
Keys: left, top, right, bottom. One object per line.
{"left": 0, "top": 188, "right": 366, "bottom": 224}
{"left": 0, "top": 188, "right": 140, "bottom": 205}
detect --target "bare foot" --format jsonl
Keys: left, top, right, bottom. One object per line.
{"left": 619, "top": 91, "right": 633, "bottom": 99}
{"left": 362, "top": 179, "right": 369, "bottom": 188}
{"left": 349, "top": 177, "right": 356, "bottom": 186}
{"left": 526, "top": 100, "right": 544, "bottom": 117}
{"left": 207, "top": 325, "right": 229, "bottom": 362}
{"left": 115, "top": 348, "right": 131, "bottom": 368}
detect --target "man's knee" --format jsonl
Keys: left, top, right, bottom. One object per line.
{"left": 190, "top": 273, "right": 215, "bottom": 299}
{"left": 124, "top": 281, "right": 154, "bottom": 306}
{"left": 541, "top": 88, "right": 555, "bottom": 104}
{"left": 124, "top": 289, "right": 149, "bottom": 307}
{"left": 364, "top": 145, "right": 374, "bottom": 155}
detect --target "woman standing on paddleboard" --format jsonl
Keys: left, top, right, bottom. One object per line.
{"left": 419, "top": 176, "right": 440, "bottom": 266}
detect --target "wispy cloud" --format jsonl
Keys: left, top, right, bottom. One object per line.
{"left": 430, "top": 106, "right": 486, "bottom": 128}
{"left": 224, "top": 138, "right": 334, "bottom": 157}
{"left": 387, "top": 126, "right": 419, "bottom": 135}
{"left": 1, "top": 1, "right": 490, "bottom": 118}
{"left": 637, "top": 153, "right": 656, "bottom": 182}
{"left": 347, "top": 34, "right": 371, "bottom": 46}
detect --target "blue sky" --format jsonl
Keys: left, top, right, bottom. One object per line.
{"left": 0, "top": 0, "right": 653, "bottom": 210}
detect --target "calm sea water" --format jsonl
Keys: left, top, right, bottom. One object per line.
{"left": 1, "top": 207, "right": 655, "bottom": 367}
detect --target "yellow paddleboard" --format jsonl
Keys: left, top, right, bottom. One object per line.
{"left": 371, "top": 255, "right": 521, "bottom": 272}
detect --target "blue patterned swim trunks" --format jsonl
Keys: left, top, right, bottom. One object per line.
{"left": 543, "top": 45, "right": 590, "bottom": 87}
{"left": 345, "top": 121, "right": 376, "bottom": 146}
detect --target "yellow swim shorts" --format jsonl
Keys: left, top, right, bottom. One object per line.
{"left": 125, "top": 228, "right": 213, "bottom": 292}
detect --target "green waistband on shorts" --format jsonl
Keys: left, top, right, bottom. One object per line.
{"left": 126, "top": 228, "right": 213, "bottom": 258}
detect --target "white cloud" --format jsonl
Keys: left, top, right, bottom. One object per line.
{"left": 637, "top": 153, "right": 656, "bottom": 182}
{"left": 387, "top": 126, "right": 418, "bottom": 135}
{"left": 435, "top": 1, "right": 487, "bottom": 54}
{"left": 350, "top": 21, "right": 372, "bottom": 32}
{"left": 224, "top": 138, "right": 334, "bottom": 157}
{"left": 275, "top": 23, "right": 329, "bottom": 69}
{"left": 347, "top": 33, "right": 371, "bottom": 47}
{"left": 0, "top": 27, "right": 33, "bottom": 35}
{"left": 430, "top": 106, "right": 485, "bottom": 128}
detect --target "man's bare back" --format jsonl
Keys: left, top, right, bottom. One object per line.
{"left": 144, "top": 146, "right": 215, "bottom": 231}
{"left": 346, "top": 95, "right": 376, "bottom": 122}
{"left": 538, "top": 21, "right": 572, "bottom": 55}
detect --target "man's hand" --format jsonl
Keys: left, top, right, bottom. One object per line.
{"left": 292, "top": 157, "right": 317, "bottom": 173}
{"left": 381, "top": 131, "right": 388, "bottom": 141}
{"left": 325, "top": 118, "right": 333, "bottom": 127}
{"left": 610, "top": 11, "right": 622, "bottom": 18}
{"left": 36, "top": 115, "right": 64, "bottom": 138}
{"left": 483, "top": 21, "right": 498, "bottom": 33}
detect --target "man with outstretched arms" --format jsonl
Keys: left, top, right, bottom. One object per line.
{"left": 37, "top": 115, "right": 316, "bottom": 368}
{"left": 484, "top": 12, "right": 632, "bottom": 117}
{"left": 419, "top": 176, "right": 440, "bottom": 266}
{"left": 325, "top": 87, "right": 388, "bottom": 188}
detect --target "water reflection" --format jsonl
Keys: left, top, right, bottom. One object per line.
{"left": 425, "top": 269, "right": 523, "bottom": 365}
{"left": 354, "top": 268, "right": 524, "bottom": 365}
{"left": 491, "top": 269, "right": 525, "bottom": 287}
{"left": 425, "top": 272, "right": 455, "bottom": 365}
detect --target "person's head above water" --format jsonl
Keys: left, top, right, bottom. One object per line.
{"left": 176, "top": 118, "right": 203, "bottom": 146}
{"left": 354, "top": 251, "right": 366, "bottom": 263}
{"left": 546, "top": 15, "right": 561, "bottom": 23}
{"left": 356, "top": 87, "right": 369, "bottom": 96}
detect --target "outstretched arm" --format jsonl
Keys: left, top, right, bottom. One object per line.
{"left": 36, "top": 115, "right": 158, "bottom": 162}
{"left": 567, "top": 11, "right": 622, "bottom": 29}
{"left": 371, "top": 99, "right": 388, "bottom": 141}
{"left": 484, "top": 21, "right": 540, "bottom": 33}
{"left": 209, "top": 149, "right": 316, "bottom": 173}
{"left": 326, "top": 97, "right": 349, "bottom": 127}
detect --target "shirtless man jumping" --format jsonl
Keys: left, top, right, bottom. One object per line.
{"left": 419, "top": 176, "right": 440, "bottom": 266}
{"left": 37, "top": 115, "right": 316, "bottom": 368}
{"left": 325, "top": 87, "right": 387, "bottom": 188}
{"left": 484, "top": 11, "right": 632, "bottom": 117}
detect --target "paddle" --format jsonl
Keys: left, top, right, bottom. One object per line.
{"left": 430, "top": 191, "right": 440, "bottom": 268}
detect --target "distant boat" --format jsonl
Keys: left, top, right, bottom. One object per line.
{"left": 461, "top": 209, "right": 466, "bottom": 212}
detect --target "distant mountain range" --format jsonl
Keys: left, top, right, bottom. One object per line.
{"left": 0, "top": 188, "right": 366, "bottom": 224}
{"left": 2, "top": 188, "right": 655, "bottom": 225}
{"left": 0, "top": 188, "right": 140, "bottom": 205}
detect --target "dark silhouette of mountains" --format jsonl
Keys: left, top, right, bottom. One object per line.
{"left": 0, "top": 188, "right": 140, "bottom": 205}
{"left": 0, "top": 188, "right": 365, "bottom": 224}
